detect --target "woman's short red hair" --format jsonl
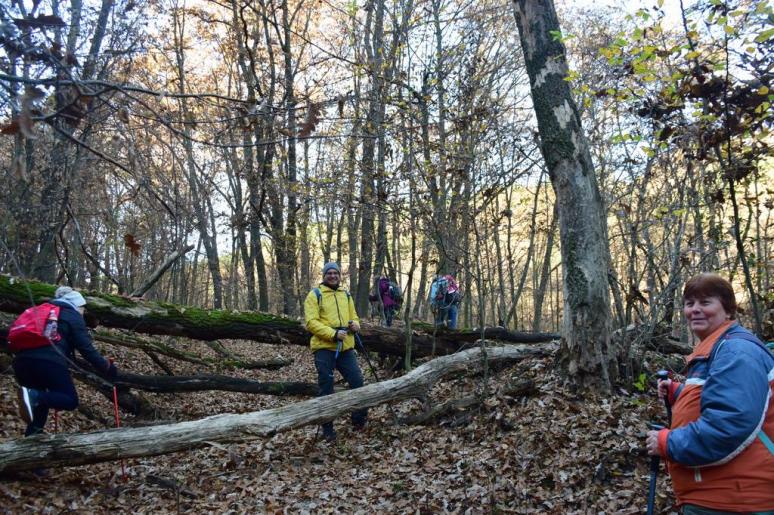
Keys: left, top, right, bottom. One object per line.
{"left": 683, "top": 273, "right": 738, "bottom": 319}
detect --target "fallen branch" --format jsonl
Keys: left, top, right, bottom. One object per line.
{"left": 0, "top": 343, "right": 552, "bottom": 472}
{"left": 130, "top": 245, "right": 194, "bottom": 298}
{"left": 94, "top": 331, "right": 212, "bottom": 367}
{"left": 398, "top": 395, "right": 480, "bottom": 426}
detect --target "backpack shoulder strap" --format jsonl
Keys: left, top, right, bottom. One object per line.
{"left": 313, "top": 287, "right": 350, "bottom": 306}
{"left": 708, "top": 329, "right": 772, "bottom": 369}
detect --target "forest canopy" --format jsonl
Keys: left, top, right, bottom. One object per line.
{"left": 1, "top": 0, "right": 772, "bottom": 372}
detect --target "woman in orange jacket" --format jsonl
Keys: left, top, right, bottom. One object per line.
{"left": 645, "top": 274, "right": 774, "bottom": 514}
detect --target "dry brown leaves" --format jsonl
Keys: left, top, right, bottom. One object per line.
{"left": 1, "top": 334, "right": 679, "bottom": 514}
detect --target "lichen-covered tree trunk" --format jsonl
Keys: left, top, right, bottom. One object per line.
{"left": 512, "top": 0, "right": 617, "bottom": 389}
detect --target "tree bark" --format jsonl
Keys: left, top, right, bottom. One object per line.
{"left": 512, "top": 0, "right": 616, "bottom": 389}
{"left": 0, "top": 344, "right": 551, "bottom": 473}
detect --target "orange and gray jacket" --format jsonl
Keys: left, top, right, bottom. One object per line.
{"left": 303, "top": 285, "right": 359, "bottom": 352}
{"left": 657, "top": 323, "right": 774, "bottom": 511}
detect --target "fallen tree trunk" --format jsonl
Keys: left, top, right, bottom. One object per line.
{"left": 114, "top": 371, "right": 318, "bottom": 396}
{"left": 71, "top": 367, "right": 154, "bottom": 417}
{"left": 0, "top": 275, "right": 557, "bottom": 358}
{"left": 0, "top": 343, "right": 552, "bottom": 472}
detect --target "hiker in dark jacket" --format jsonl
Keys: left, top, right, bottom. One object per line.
{"left": 14, "top": 286, "right": 117, "bottom": 436}
{"left": 378, "top": 276, "right": 398, "bottom": 327}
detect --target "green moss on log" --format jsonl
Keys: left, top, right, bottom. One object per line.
{"left": 0, "top": 275, "right": 56, "bottom": 303}
{"left": 0, "top": 275, "right": 306, "bottom": 342}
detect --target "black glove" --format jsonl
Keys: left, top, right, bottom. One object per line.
{"left": 105, "top": 361, "right": 118, "bottom": 381}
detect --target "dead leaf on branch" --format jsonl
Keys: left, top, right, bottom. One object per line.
{"left": 0, "top": 120, "right": 20, "bottom": 135}
{"left": 124, "top": 233, "right": 142, "bottom": 256}
{"left": 337, "top": 94, "right": 346, "bottom": 117}
{"left": 118, "top": 107, "right": 131, "bottom": 124}
{"left": 23, "top": 86, "right": 46, "bottom": 101}
{"left": 298, "top": 102, "right": 320, "bottom": 138}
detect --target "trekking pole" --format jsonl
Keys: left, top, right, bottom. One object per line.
{"left": 334, "top": 338, "right": 343, "bottom": 361}
{"left": 655, "top": 370, "right": 672, "bottom": 426}
{"left": 112, "top": 384, "right": 128, "bottom": 481}
{"left": 646, "top": 371, "right": 672, "bottom": 515}
{"left": 331, "top": 338, "right": 342, "bottom": 380}
{"left": 647, "top": 422, "right": 664, "bottom": 515}
{"left": 110, "top": 360, "right": 127, "bottom": 482}
{"left": 353, "top": 331, "right": 380, "bottom": 382}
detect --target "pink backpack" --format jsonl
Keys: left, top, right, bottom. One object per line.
{"left": 7, "top": 303, "right": 61, "bottom": 352}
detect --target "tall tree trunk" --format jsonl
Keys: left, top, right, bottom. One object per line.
{"left": 173, "top": 4, "right": 223, "bottom": 308}
{"left": 512, "top": 0, "right": 616, "bottom": 390}
{"left": 273, "top": 0, "right": 299, "bottom": 317}
{"left": 533, "top": 202, "right": 558, "bottom": 332}
{"left": 354, "top": 0, "right": 386, "bottom": 315}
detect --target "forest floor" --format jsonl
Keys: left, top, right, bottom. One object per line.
{"left": 0, "top": 323, "right": 678, "bottom": 514}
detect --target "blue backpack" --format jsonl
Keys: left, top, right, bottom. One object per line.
{"left": 429, "top": 277, "right": 449, "bottom": 309}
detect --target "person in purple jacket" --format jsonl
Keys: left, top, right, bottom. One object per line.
{"left": 14, "top": 286, "right": 117, "bottom": 436}
{"left": 377, "top": 276, "right": 398, "bottom": 327}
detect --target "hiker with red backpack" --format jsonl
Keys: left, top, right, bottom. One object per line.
{"left": 11, "top": 286, "right": 117, "bottom": 437}
{"left": 303, "top": 262, "right": 367, "bottom": 442}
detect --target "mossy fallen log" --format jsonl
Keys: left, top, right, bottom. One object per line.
{"left": 0, "top": 275, "right": 559, "bottom": 358}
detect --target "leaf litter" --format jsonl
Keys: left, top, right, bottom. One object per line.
{"left": 0, "top": 335, "right": 678, "bottom": 514}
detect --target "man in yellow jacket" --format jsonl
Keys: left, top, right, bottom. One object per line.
{"left": 303, "top": 262, "right": 367, "bottom": 441}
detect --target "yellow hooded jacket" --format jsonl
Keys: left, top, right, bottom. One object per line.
{"left": 303, "top": 285, "right": 360, "bottom": 352}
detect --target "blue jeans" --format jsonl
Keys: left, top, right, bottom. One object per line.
{"left": 13, "top": 357, "right": 78, "bottom": 436}
{"left": 314, "top": 349, "right": 367, "bottom": 432}
{"left": 447, "top": 304, "right": 459, "bottom": 329}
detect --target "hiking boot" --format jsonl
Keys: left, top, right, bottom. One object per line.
{"left": 31, "top": 468, "right": 49, "bottom": 478}
{"left": 322, "top": 427, "right": 337, "bottom": 442}
{"left": 17, "top": 386, "right": 38, "bottom": 424}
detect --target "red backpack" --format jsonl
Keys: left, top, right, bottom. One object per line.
{"left": 7, "top": 303, "right": 61, "bottom": 352}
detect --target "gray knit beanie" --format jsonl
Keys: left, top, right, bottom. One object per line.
{"left": 55, "top": 286, "right": 87, "bottom": 308}
{"left": 322, "top": 262, "right": 341, "bottom": 276}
